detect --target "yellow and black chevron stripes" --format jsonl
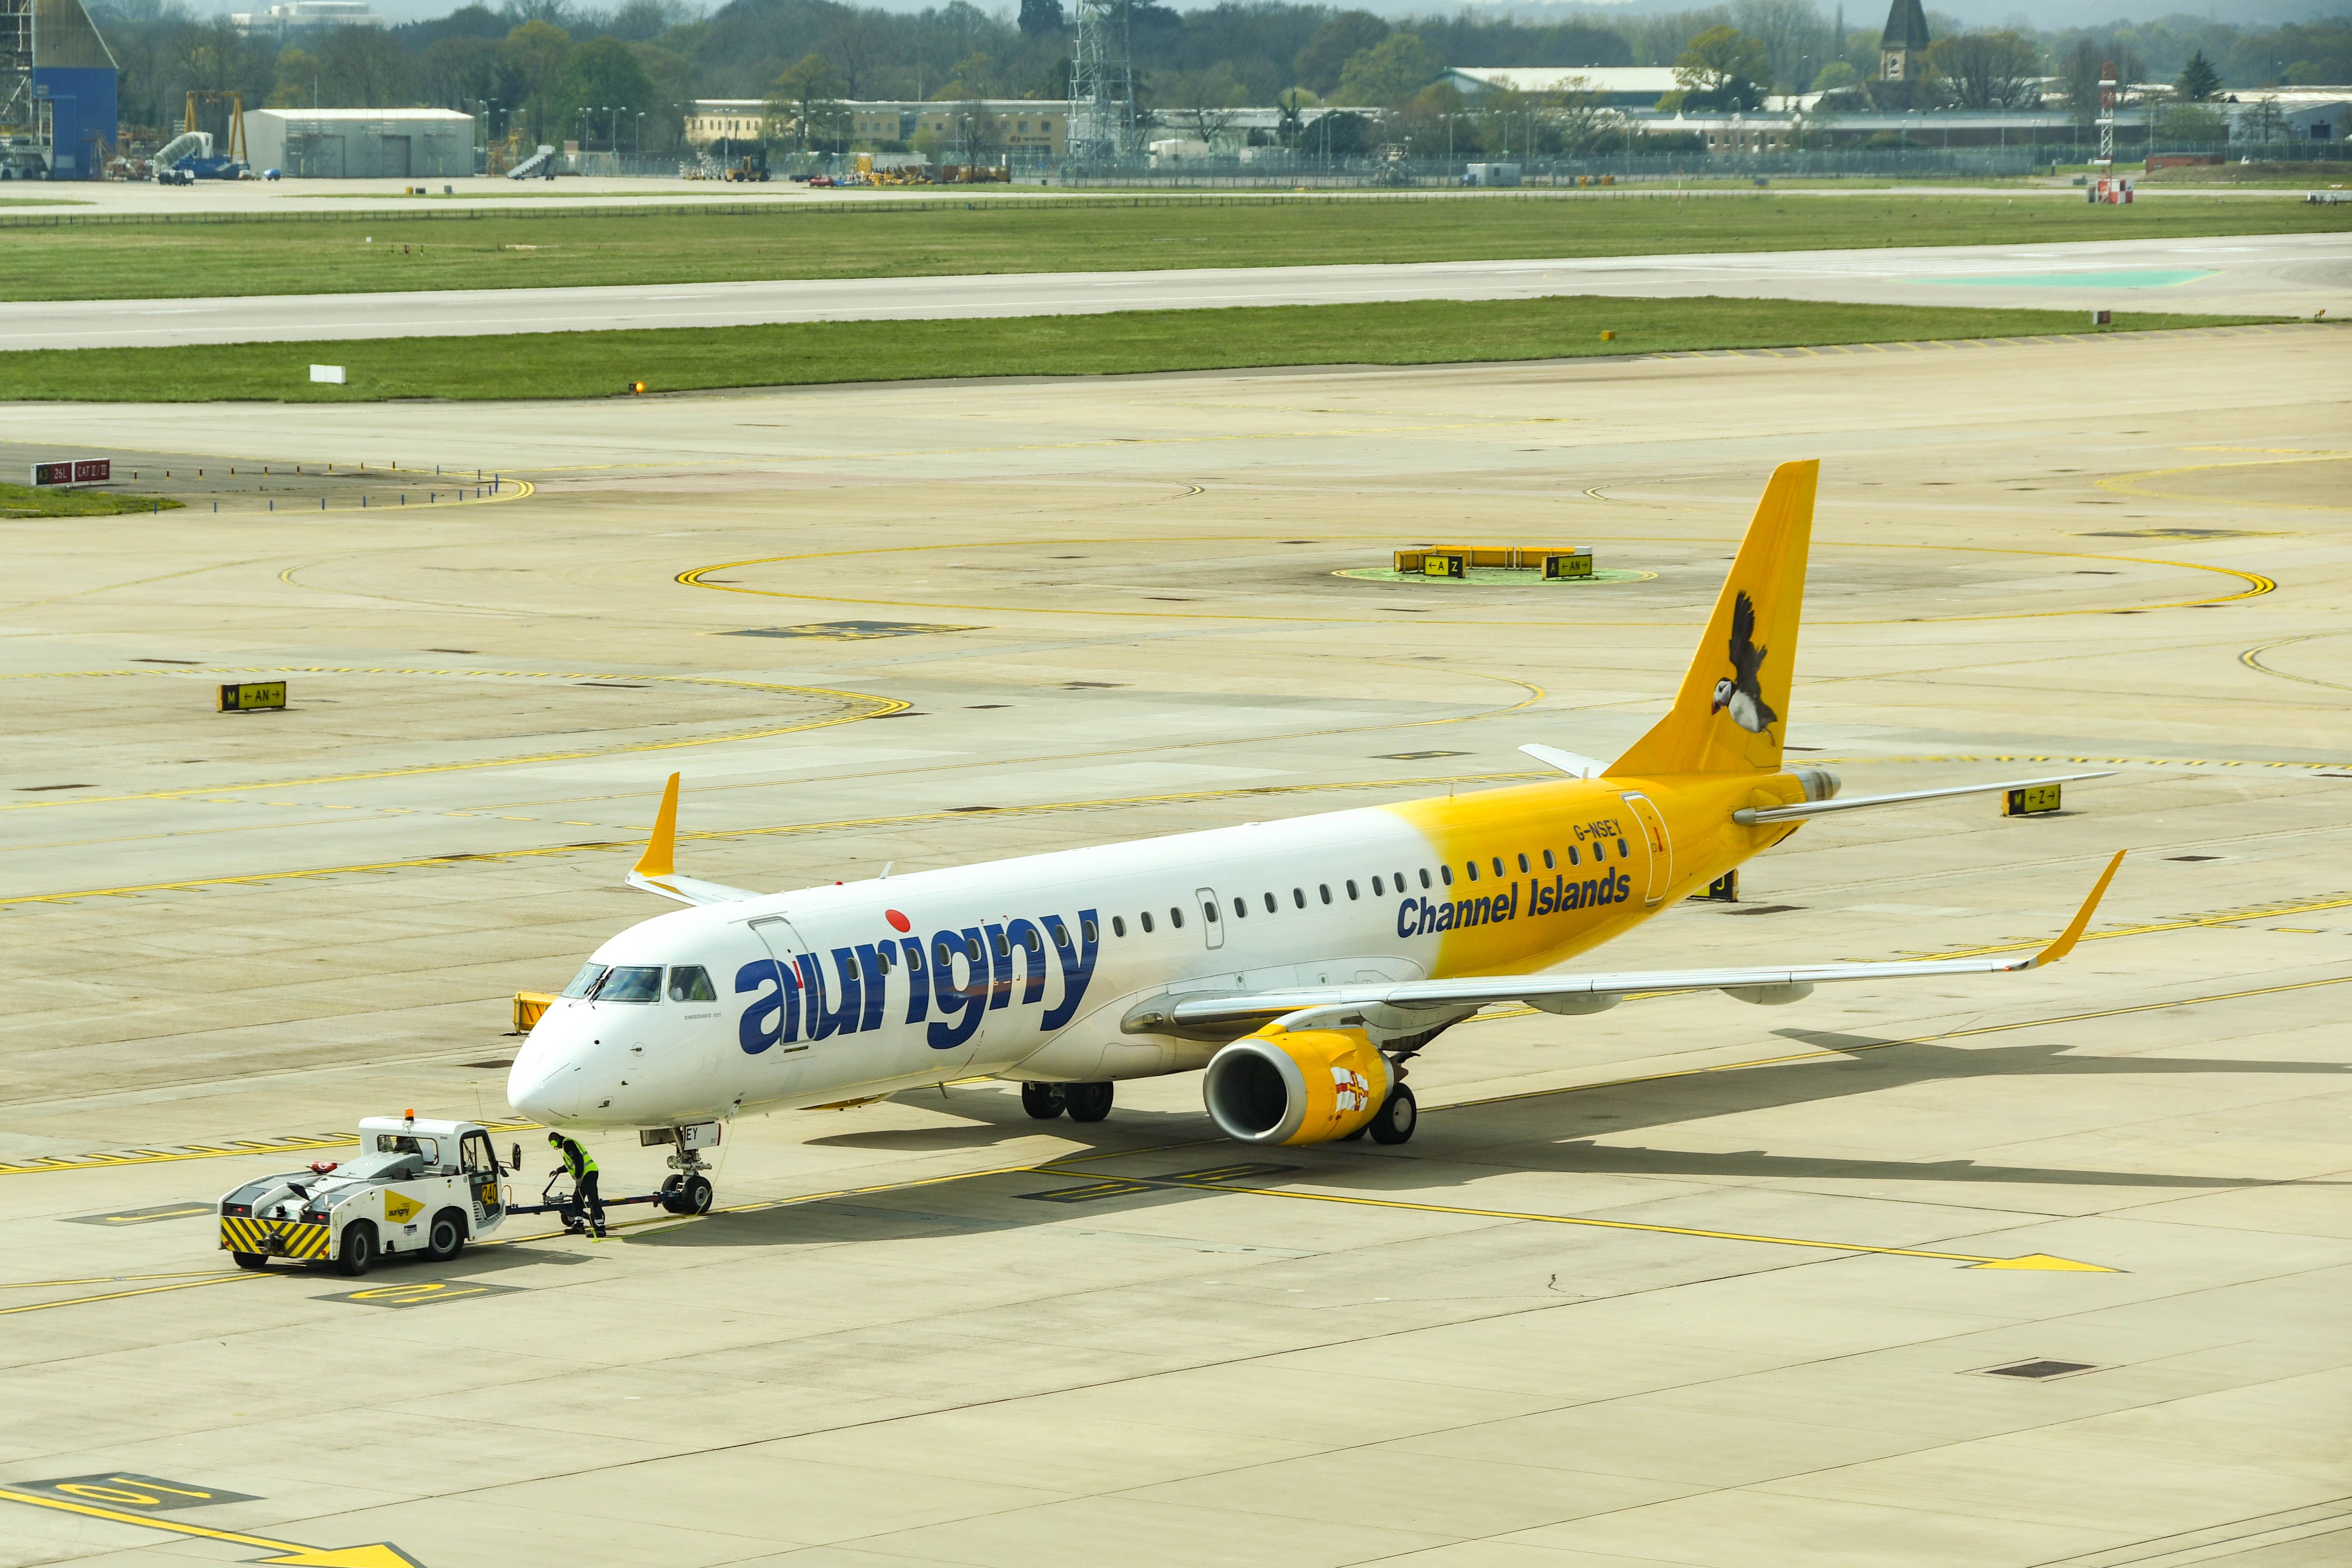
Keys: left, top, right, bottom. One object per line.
{"left": 219, "top": 1216, "right": 330, "bottom": 1260}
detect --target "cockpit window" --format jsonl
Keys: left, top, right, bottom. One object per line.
{"left": 667, "top": 965, "right": 716, "bottom": 1002}
{"left": 594, "top": 966, "right": 663, "bottom": 1004}
{"left": 561, "top": 963, "right": 607, "bottom": 999}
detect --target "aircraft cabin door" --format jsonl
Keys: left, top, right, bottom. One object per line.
{"left": 1620, "top": 793, "right": 1673, "bottom": 907}
{"left": 1195, "top": 887, "right": 1225, "bottom": 950}
{"left": 747, "top": 917, "right": 819, "bottom": 1075}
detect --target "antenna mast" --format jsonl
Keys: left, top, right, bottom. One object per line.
{"left": 1068, "top": 0, "right": 1132, "bottom": 165}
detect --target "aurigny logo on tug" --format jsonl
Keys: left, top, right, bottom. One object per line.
{"left": 736, "top": 909, "right": 1100, "bottom": 1055}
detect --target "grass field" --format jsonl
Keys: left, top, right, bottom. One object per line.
{"left": 5, "top": 193, "right": 2347, "bottom": 302}
{"left": 0, "top": 295, "right": 2276, "bottom": 403}
{"left": 0, "top": 482, "right": 183, "bottom": 516}
{"left": 2137, "top": 162, "right": 2352, "bottom": 188}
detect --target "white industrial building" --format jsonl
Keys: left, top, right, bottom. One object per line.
{"left": 229, "top": 0, "right": 383, "bottom": 38}
{"left": 242, "top": 107, "right": 473, "bottom": 178}
{"left": 1443, "top": 67, "right": 1683, "bottom": 107}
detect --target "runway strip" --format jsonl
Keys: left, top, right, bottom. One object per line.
{"left": 10, "top": 234, "right": 2344, "bottom": 349}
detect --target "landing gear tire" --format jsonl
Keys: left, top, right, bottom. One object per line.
{"left": 231, "top": 1251, "right": 270, "bottom": 1271}
{"left": 659, "top": 1170, "right": 715, "bottom": 1216}
{"left": 336, "top": 1222, "right": 378, "bottom": 1277}
{"left": 426, "top": 1208, "right": 467, "bottom": 1263}
{"left": 1021, "top": 1082, "right": 1067, "bottom": 1120}
{"left": 1064, "top": 1081, "right": 1113, "bottom": 1123}
{"left": 1340, "top": 1126, "right": 1370, "bottom": 1142}
{"left": 1368, "top": 1083, "right": 1417, "bottom": 1145}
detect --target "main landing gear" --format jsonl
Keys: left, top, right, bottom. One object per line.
{"left": 1339, "top": 1079, "right": 1418, "bottom": 1144}
{"left": 1368, "top": 1081, "right": 1417, "bottom": 1145}
{"left": 1021, "top": 1081, "right": 1112, "bottom": 1123}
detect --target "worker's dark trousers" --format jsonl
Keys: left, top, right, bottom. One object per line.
{"left": 575, "top": 1171, "right": 604, "bottom": 1231}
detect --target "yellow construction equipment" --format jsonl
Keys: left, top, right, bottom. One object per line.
{"left": 185, "top": 91, "right": 248, "bottom": 165}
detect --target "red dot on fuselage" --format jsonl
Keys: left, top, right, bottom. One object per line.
{"left": 885, "top": 909, "right": 911, "bottom": 932}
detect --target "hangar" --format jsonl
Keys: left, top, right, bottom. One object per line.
{"left": 241, "top": 106, "right": 473, "bottom": 178}
{"left": 1, "top": 0, "right": 118, "bottom": 180}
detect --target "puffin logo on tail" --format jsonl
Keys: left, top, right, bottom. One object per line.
{"left": 1709, "top": 591, "right": 1778, "bottom": 740}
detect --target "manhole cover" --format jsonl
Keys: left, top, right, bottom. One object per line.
{"left": 1976, "top": 1359, "right": 2103, "bottom": 1380}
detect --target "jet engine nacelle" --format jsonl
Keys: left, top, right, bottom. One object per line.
{"left": 1202, "top": 1025, "right": 1394, "bottom": 1146}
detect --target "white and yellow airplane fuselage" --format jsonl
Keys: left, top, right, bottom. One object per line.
{"left": 509, "top": 463, "right": 2120, "bottom": 1163}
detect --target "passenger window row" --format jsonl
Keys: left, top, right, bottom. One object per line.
{"left": 569, "top": 835, "right": 1640, "bottom": 990}
{"left": 1155, "top": 836, "right": 1636, "bottom": 931}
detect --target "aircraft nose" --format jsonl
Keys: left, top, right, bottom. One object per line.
{"left": 507, "top": 1029, "right": 585, "bottom": 1124}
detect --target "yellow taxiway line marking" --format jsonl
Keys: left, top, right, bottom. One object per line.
{"left": 2096, "top": 452, "right": 2350, "bottom": 512}
{"left": 0, "top": 1485, "right": 420, "bottom": 1565}
{"left": 1898, "top": 894, "right": 2352, "bottom": 961}
{"left": 1452, "top": 974, "right": 2352, "bottom": 1108}
{"left": 0, "top": 1268, "right": 241, "bottom": 1289}
{"left": 0, "top": 670, "right": 905, "bottom": 813}
{"left": 2240, "top": 633, "right": 2352, "bottom": 694}
{"left": 678, "top": 535, "right": 2273, "bottom": 628}
{"left": 1809, "top": 751, "right": 2352, "bottom": 773}
{"left": 1029, "top": 1164, "right": 2113, "bottom": 1272}
{"left": 0, "top": 1121, "right": 540, "bottom": 1177}
{"left": 0, "top": 1274, "right": 260, "bottom": 1317}
{"left": 12, "top": 973, "right": 2336, "bottom": 1183}
{"left": 0, "top": 770, "right": 1529, "bottom": 909}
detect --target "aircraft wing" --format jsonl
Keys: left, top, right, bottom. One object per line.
{"left": 1148, "top": 851, "right": 2124, "bottom": 1035}
{"left": 626, "top": 773, "right": 762, "bottom": 906}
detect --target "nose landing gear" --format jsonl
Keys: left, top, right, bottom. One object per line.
{"left": 509, "top": 1121, "right": 723, "bottom": 1231}
{"left": 656, "top": 1123, "right": 720, "bottom": 1214}
{"left": 660, "top": 1169, "right": 714, "bottom": 1215}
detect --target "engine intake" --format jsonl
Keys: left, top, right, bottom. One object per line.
{"left": 1203, "top": 1025, "right": 1393, "bottom": 1146}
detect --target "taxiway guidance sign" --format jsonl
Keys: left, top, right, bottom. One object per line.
{"left": 30, "top": 459, "right": 109, "bottom": 488}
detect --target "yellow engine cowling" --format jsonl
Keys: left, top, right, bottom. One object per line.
{"left": 1202, "top": 1025, "right": 1393, "bottom": 1146}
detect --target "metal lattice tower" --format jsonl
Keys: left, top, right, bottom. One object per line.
{"left": 1067, "top": 0, "right": 1132, "bottom": 163}
{"left": 1, "top": 0, "right": 34, "bottom": 136}
{"left": 2096, "top": 60, "right": 2117, "bottom": 166}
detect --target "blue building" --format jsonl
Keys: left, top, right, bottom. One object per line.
{"left": 5, "top": 0, "right": 118, "bottom": 179}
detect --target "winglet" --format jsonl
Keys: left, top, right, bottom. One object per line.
{"left": 2028, "top": 850, "right": 2125, "bottom": 968}
{"left": 634, "top": 772, "right": 680, "bottom": 880}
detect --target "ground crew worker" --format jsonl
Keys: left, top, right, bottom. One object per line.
{"left": 547, "top": 1131, "right": 605, "bottom": 1238}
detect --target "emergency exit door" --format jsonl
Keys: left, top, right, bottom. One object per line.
{"left": 1195, "top": 887, "right": 1224, "bottom": 949}
{"left": 1620, "top": 793, "right": 1673, "bottom": 906}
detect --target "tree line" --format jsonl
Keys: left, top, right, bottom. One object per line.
{"left": 91, "top": 0, "right": 2352, "bottom": 154}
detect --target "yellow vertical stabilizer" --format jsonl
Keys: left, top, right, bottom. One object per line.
{"left": 1610, "top": 460, "right": 1817, "bottom": 778}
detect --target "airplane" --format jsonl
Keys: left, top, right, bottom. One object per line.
{"left": 507, "top": 460, "right": 2124, "bottom": 1215}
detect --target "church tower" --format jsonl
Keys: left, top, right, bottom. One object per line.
{"left": 1879, "top": 0, "right": 1930, "bottom": 81}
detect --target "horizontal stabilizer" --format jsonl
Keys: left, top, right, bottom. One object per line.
{"left": 1153, "top": 852, "right": 2125, "bottom": 1033}
{"left": 1732, "top": 772, "right": 2112, "bottom": 825}
{"left": 628, "top": 871, "right": 762, "bottom": 907}
{"left": 1519, "top": 743, "right": 1608, "bottom": 780}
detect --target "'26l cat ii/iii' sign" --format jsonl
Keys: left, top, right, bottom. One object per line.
{"left": 30, "top": 458, "right": 110, "bottom": 487}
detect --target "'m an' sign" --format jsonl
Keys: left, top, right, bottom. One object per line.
{"left": 30, "top": 459, "right": 111, "bottom": 488}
